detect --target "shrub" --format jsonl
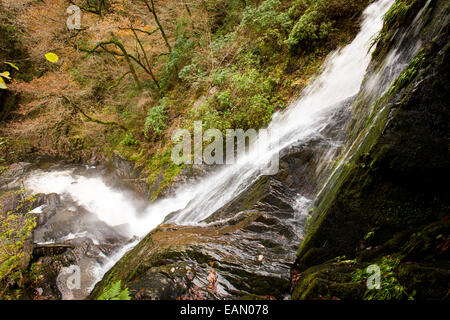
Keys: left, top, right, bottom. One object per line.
{"left": 233, "top": 93, "right": 274, "bottom": 129}
{"left": 120, "top": 132, "right": 139, "bottom": 147}
{"left": 240, "top": 0, "right": 291, "bottom": 35}
{"left": 286, "top": 0, "right": 368, "bottom": 51}
{"left": 287, "top": 9, "right": 331, "bottom": 50}
{"left": 239, "top": 0, "right": 291, "bottom": 54}
{"left": 211, "top": 69, "right": 231, "bottom": 88}
{"left": 144, "top": 98, "right": 168, "bottom": 138}
{"left": 160, "top": 35, "right": 196, "bottom": 89}
{"left": 216, "top": 90, "right": 232, "bottom": 109}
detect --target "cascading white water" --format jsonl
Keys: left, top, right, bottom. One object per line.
{"left": 23, "top": 0, "right": 399, "bottom": 293}
{"left": 25, "top": 0, "right": 394, "bottom": 234}
{"left": 165, "top": 0, "right": 395, "bottom": 224}
{"left": 25, "top": 0, "right": 395, "bottom": 238}
{"left": 25, "top": 170, "right": 140, "bottom": 228}
{"left": 24, "top": 169, "right": 187, "bottom": 237}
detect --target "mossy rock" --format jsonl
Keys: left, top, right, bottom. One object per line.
{"left": 292, "top": 263, "right": 365, "bottom": 300}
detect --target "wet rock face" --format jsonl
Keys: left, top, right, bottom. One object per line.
{"left": 29, "top": 236, "right": 129, "bottom": 300}
{"left": 107, "top": 150, "right": 149, "bottom": 199}
{"left": 33, "top": 193, "right": 60, "bottom": 226}
{"left": 109, "top": 151, "right": 139, "bottom": 180}
{"left": 91, "top": 219, "right": 300, "bottom": 300}
{"left": 90, "top": 176, "right": 308, "bottom": 299}
{"left": 0, "top": 162, "right": 33, "bottom": 192}
{"left": 28, "top": 193, "right": 132, "bottom": 300}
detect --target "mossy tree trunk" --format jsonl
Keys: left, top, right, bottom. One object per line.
{"left": 81, "top": 34, "right": 143, "bottom": 92}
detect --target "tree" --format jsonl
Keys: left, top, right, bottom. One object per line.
{"left": 81, "top": 32, "right": 144, "bottom": 92}
{"left": 142, "top": 0, "right": 172, "bottom": 53}
{"left": 69, "top": 0, "right": 109, "bottom": 16}
{"left": 120, "top": 25, "right": 161, "bottom": 90}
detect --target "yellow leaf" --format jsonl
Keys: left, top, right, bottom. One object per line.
{"left": 3, "top": 62, "right": 19, "bottom": 70}
{"left": 0, "top": 77, "right": 7, "bottom": 89}
{"left": 0, "top": 71, "right": 11, "bottom": 79}
{"left": 45, "top": 52, "right": 59, "bottom": 63}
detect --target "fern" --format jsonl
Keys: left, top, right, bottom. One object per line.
{"left": 97, "top": 280, "right": 131, "bottom": 300}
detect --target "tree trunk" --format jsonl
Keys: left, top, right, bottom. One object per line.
{"left": 142, "top": 0, "right": 172, "bottom": 53}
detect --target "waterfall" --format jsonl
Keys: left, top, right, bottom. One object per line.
{"left": 22, "top": 0, "right": 402, "bottom": 295}
{"left": 156, "top": 0, "right": 395, "bottom": 225}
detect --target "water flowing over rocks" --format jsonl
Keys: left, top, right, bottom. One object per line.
{"left": 0, "top": 163, "right": 139, "bottom": 299}
{"left": 1, "top": 0, "right": 448, "bottom": 301}
{"left": 291, "top": 0, "right": 450, "bottom": 300}
{"left": 90, "top": 104, "right": 354, "bottom": 300}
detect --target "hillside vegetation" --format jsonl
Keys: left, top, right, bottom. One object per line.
{"left": 0, "top": 0, "right": 370, "bottom": 199}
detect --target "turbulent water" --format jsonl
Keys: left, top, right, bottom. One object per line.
{"left": 20, "top": 0, "right": 422, "bottom": 298}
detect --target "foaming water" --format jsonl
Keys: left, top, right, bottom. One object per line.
{"left": 24, "top": 168, "right": 185, "bottom": 237}
{"left": 25, "top": 170, "right": 139, "bottom": 228}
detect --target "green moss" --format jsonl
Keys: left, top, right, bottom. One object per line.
{"left": 0, "top": 192, "right": 37, "bottom": 299}
{"left": 146, "top": 148, "right": 185, "bottom": 201}
{"left": 387, "top": 49, "right": 426, "bottom": 95}
{"left": 371, "top": 0, "right": 425, "bottom": 64}
{"left": 292, "top": 262, "right": 364, "bottom": 300}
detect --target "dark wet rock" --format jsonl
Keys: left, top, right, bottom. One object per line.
{"left": 91, "top": 134, "right": 345, "bottom": 299}
{"left": 105, "top": 150, "right": 149, "bottom": 199}
{"left": 29, "top": 231, "right": 132, "bottom": 300}
{"left": 292, "top": 262, "right": 365, "bottom": 300}
{"left": 32, "top": 243, "right": 74, "bottom": 260}
{"left": 0, "top": 162, "right": 137, "bottom": 299}
{"left": 0, "top": 162, "right": 33, "bottom": 191}
{"left": 0, "top": 190, "right": 23, "bottom": 216}
{"left": 90, "top": 221, "right": 294, "bottom": 300}
{"left": 397, "top": 263, "right": 450, "bottom": 300}
{"left": 91, "top": 166, "right": 314, "bottom": 299}
{"left": 292, "top": 0, "right": 450, "bottom": 300}
{"left": 109, "top": 150, "right": 140, "bottom": 180}
{"left": 33, "top": 193, "right": 61, "bottom": 226}
{"left": 26, "top": 188, "right": 134, "bottom": 299}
